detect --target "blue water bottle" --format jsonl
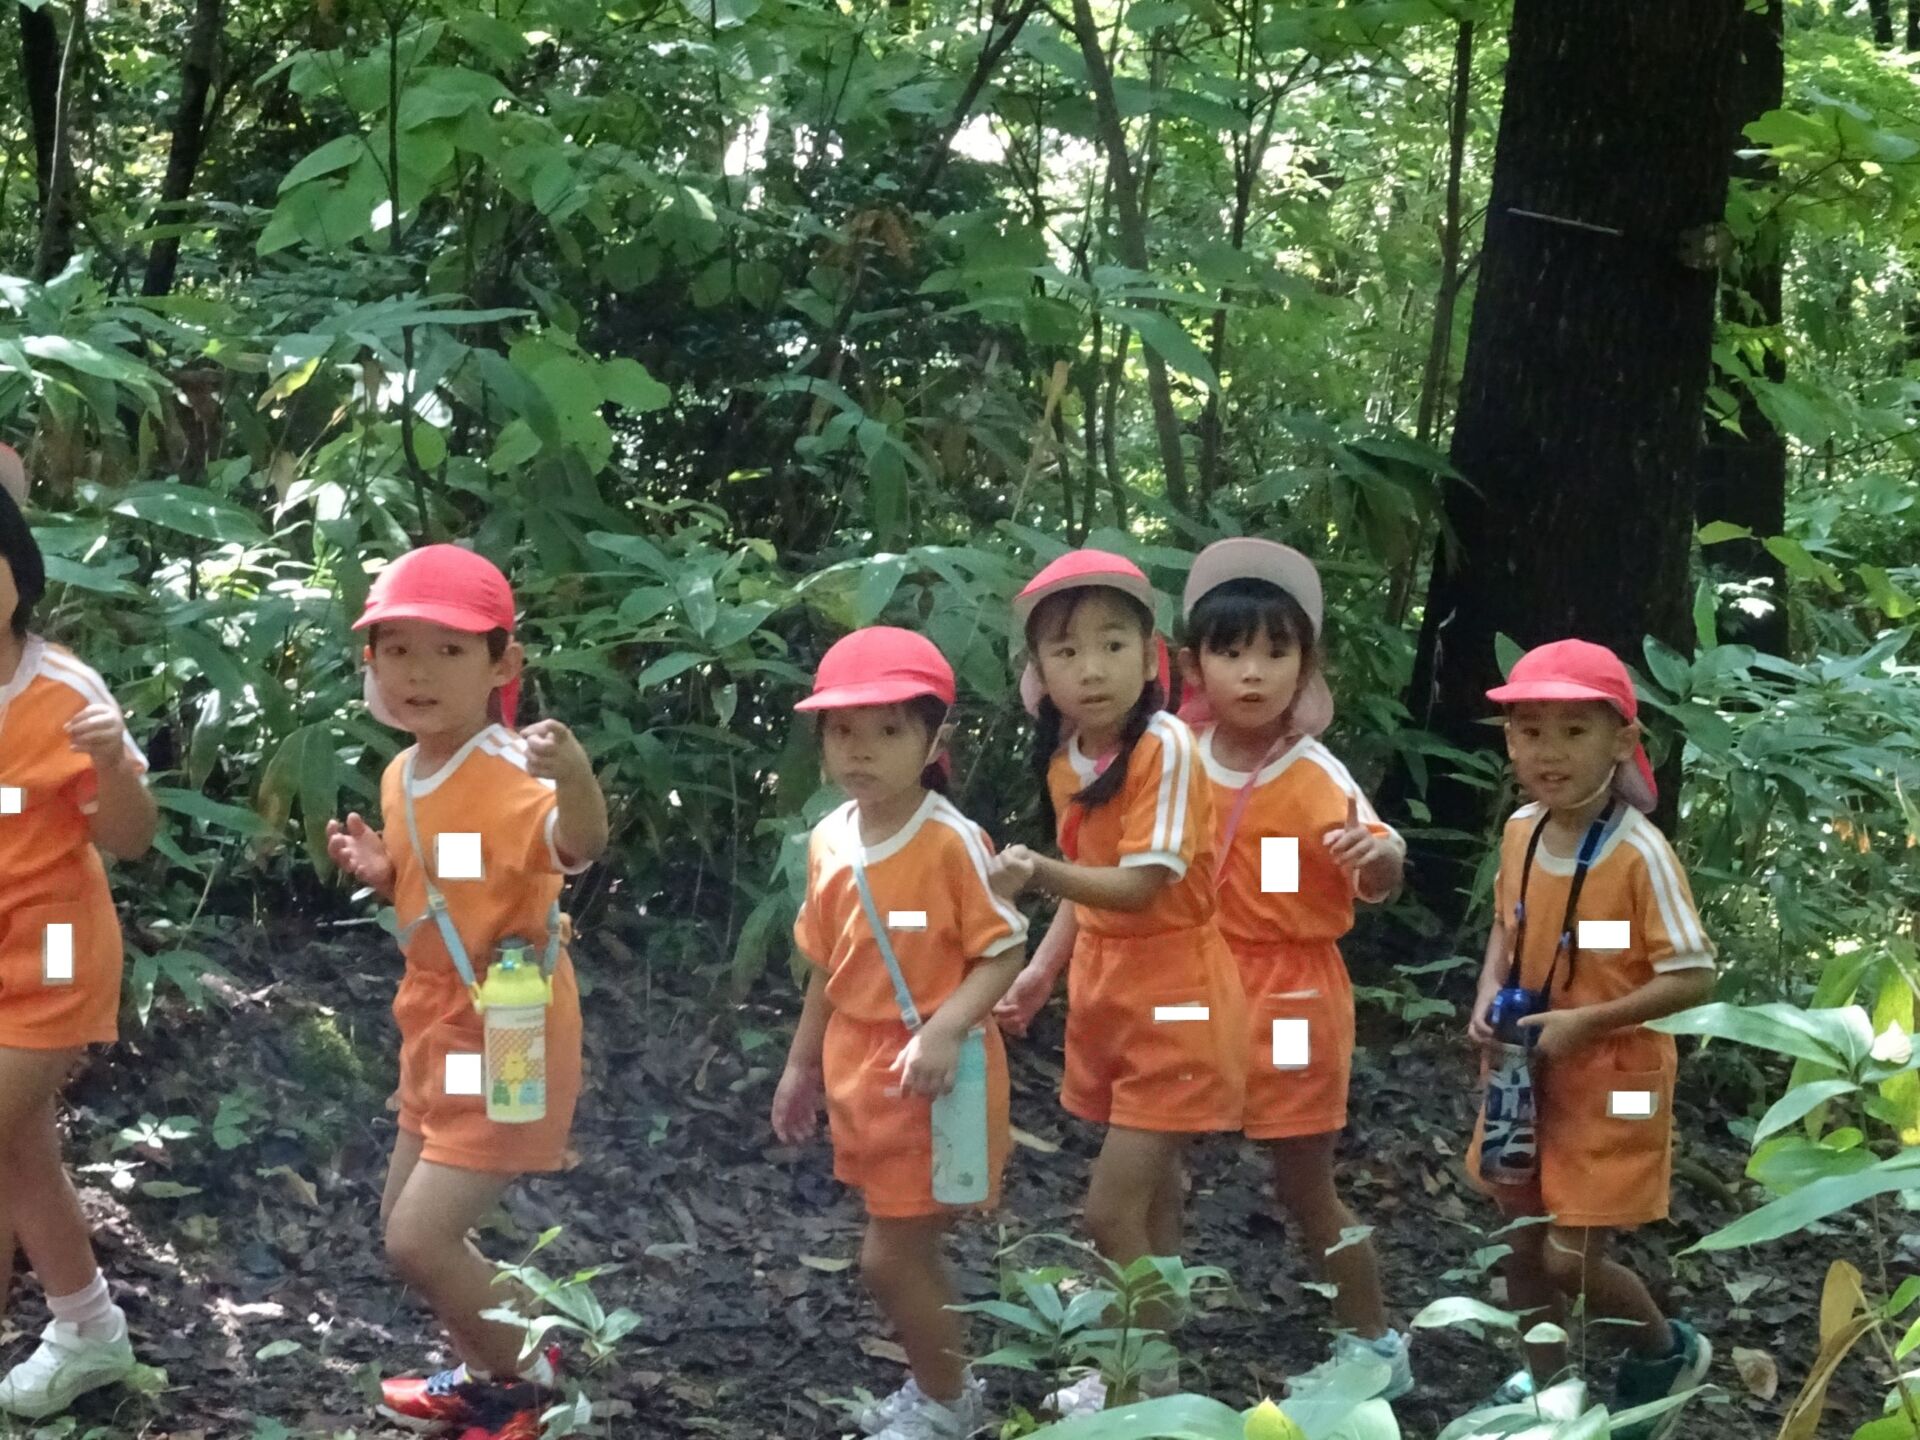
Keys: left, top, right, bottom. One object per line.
{"left": 1481, "top": 986, "right": 1544, "bottom": 1186}
{"left": 931, "top": 1028, "right": 991, "bottom": 1205}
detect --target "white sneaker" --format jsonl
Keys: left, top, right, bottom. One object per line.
{"left": 871, "top": 1381, "right": 986, "bottom": 1440}
{"left": 0, "top": 1309, "right": 138, "bottom": 1419}
{"left": 1288, "top": 1329, "right": 1414, "bottom": 1403}
{"left": 857, "top": 1372, "right": 984, "bottom": 1436}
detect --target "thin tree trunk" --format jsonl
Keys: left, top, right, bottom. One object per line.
{"left": 1908, "top": 0, "right": 1919, "bottom": 50}
{"left": 144, "top": 0, "right": 225, "bottom": 298}
{"left": 17, "top": 3, "right": 55, "bottom": 209}
{"left": 1696, "top": 0, "right": 1787, "bottom": 655}
{"left": 25, "top": 0, "right": 83, "bottom": 280}
{"left": 1391, "top": 0, "right": 1743, "bottom": 923}
{"left": 1870, "top": 0, "right": 1895, "bottom": 45}
{"left": 1066, "top": 0, "right": 1189, "bottom": 514}
{"left": 1389, "top": 17, "right": 1476, "bottom": 627}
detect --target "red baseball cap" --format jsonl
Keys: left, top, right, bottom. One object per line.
{"left": 794, "top": 627, "right": 956, "bottom": 711}
{"left": 1013, "top": 549, "right": 1168, "bottom": 719}
{"left": 1487, "top": 638, "right": 1657, "bottom": 812}
{"left": 354, "top": 545, "right": 521, "bottom": 726}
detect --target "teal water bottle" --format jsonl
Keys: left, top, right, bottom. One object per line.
{"left": 931, "top": 1028, "right": 990, "bottom": 1205}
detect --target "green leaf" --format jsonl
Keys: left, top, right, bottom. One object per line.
{"left": 254, "top": 1339, "right": 304, "bottom": 1362}
{"left": 852, "top": 553, "right": 908, "bottom": 627}
{"left": 1692, "top": 1151, "right": 1920, "bottom": 1251}
{"left": 112, "top": 484, "right": 268, "bottom": 544}
{"left": 1652, "top": 1002, "right": 1875, "bottom": 1070}
{"left": 602, "top": 357, "right": 669, "bottom": 413}
{"left": 1114, "top": 307, "right": 1218, "bottom": 391}
{"left": 1755, "top": 1079, "right": 1860, "bottom": 1143}
{"left": 278, "top": 134, "right": 368, "bottom": 193}
{"left": 1410, "top": 1295, "right": 1522, "bottom": 1332}
{"left": 633, "top": 650, "right": 708, "bottom": 691}
{"left": 1697, "top": 520, "right": 1754, "bottom": 545}
{"left": 1493, "top": 632, "right": 1524, "bottom": 680}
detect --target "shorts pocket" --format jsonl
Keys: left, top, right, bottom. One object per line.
{"left": 0, "top": 900, "right": 88, "bottom": 994}
{"left": 1260, "top": 984, "right": 1351, "bottom": 1073}
{"left": 1595, "top": 1067, "right": 1670, "bottom": 1127}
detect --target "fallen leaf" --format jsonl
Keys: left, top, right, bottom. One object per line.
{"left": 860, "top": 1337, "right": 910, "bottom": 1365}
{"left": 1733, "top": 1347, "right": 1778, "bottom": 1401}
{"left": 799, "top": 1255, "right": 852, "bottom": 1272}
{"left": 260, "top": 1164, "right": 319, "bottom": 1210}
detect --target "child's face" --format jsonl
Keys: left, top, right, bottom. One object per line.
{"left": 1185, "top": 623, "right": 1303, "bottom": 734}
{"left": 1033, "top": 591, "right": 1154, "bottom": 737}
{"left": 821, "top": 704, "right": 935, "bottom": 808}
{"left": 1504, "top": 700, "right": 1636, "bottom": 810}
{"left": 367, "top": 619, "right": 521, "bottom": 741}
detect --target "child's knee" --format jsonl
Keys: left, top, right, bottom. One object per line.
{"left": 1541, "top": 1233, "right": 1600, "bottom": 1296}
{"left": 384, "top": 1212, "right": 441, "bottom": 1288}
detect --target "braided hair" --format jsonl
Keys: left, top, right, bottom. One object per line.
{"left": 1024, "top": 587, "right": 1165, "bottom": 840}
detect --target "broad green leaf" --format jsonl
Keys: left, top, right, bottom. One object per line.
{"left": 278, "top": 134, "right": 368, "bottom": 193}
{"left": 1755, "top": 1079, "right": 1860, "bottom": 1144}
{"left": 1114, "top": 307, "right": 1218, "bottom": 391}
{"left": 112, "top": 484, "right": 268, "bottom": 544}
{"left": 1692, "top": 1151, "right": 1920, "bottom": 1251}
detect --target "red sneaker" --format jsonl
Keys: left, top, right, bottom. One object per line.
{"left": 380, "top": 1348, "right": 560, "bottom": 1434}
{"left": 455, "top": 1409, "right": 543, "bottom": 1440}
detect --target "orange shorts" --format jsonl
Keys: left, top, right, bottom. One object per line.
{"left": 1466, "top": 1028, "right": 1677, "bottom": 1229}
{"left": 0, "top": 855, "right": 123, "bottom": 1050}
{"left": 1062, "top": 924, "right": 1248, "bottom": 1133}
{"left": 1233, "top": 939, "right": 1353, "bottom": 1140}
{"left": 823, "top": 1013, "right": 1010, "bottom": 1219}
{"left": 393, "top": 956, "right": 582, "bottom": 1174}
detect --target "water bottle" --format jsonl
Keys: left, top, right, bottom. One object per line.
{"left": 476, "top": 941, "right": 552, "bottom": 1125}
{"left": 1481, "top": 986, "right": 1543, "bottom": 1186}
{"left": 931, "top": 1028, "right": 991, "bottom": 1205}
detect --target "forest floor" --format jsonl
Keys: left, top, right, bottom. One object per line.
{"left": 0, "top": 906, "right": 1893, "bottom": 1440}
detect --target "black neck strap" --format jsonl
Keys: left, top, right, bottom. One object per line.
{"left": 1506, "top": 799, "right": 1620, "bottom": 1003}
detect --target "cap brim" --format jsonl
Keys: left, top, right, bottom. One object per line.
{"left": 353, "top": 599, "right": 504, "bottom": 633}
{"left": 1182, "top": 538, "right": 1324, "bottom": 635}
{"left": 1486, "top": 679, "right": 1623, "bottom": 706}
{"left": 1012, "top": 570, "right": 1156, "bottom": 627}
{"left": 795, "top": 680, "right": 952, "bottom": 712}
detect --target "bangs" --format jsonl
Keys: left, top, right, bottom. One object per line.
{"left": 1187, "top": 577, "right": 1314, "bottom": 655}
{"left": 1026, "top": 585, "right": 1154, "bottom": 648}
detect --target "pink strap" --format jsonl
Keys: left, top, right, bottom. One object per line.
{"left": 1211, "top": 735, "right": 1291, "bottom": 890}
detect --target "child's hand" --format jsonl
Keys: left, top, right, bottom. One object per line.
{"left": 891, "top": 1023, "right": 961, "bottom": 1098}
{"left": 989, "top": 844, "right": 1038, "bottom": 902}
{"left": 1517, "top": 1006, "right": 1602, "bottom": 1064}
{"left": 326, "top": 812, "right": 396, "bottom": 890}
{"left": 1323, "top": 796, "right": 1392, "bottom": 874}
{"left": 1468, "top": 990, "right": 1500, "bottom": 1048}
{"left": 66, "top": 703, "right": 133, "bottom": 773}
{"left": 522, "top": 720, "right": 592, "bottom": 785}
{"left": 994, "top": 960, "right": 1054, "bottom": 1039}
{"left": 771, "top": 1064, "right": 825, "bottom": 1144}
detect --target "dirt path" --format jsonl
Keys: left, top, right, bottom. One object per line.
{"left": 1, "top": 913, "right": 1885, "bottom": 1438}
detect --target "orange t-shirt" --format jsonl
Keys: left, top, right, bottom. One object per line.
{"left": 794, "top": 792, "right": 1028, "bottom": 1027}
{"left": 0, "top": 636, "right": 148, "bottom": 885}
{"left": 1492, "top": 801, "right": 1715, "bottom": 1010}
{"left": 380, "top": 724, "right": 586, "bottom": 995}
{"left": 1046, "top": 712, "right": 1218, "bottom": 937}
{"left": 1198, "top": 729, "right": 1402, "bottom": 946}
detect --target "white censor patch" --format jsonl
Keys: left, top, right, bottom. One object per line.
{"left": 42, "top": 924, "right": 74, "bottom": 985}
{"left": 1261, "top": 836, "right": 1300, "bottom": 893}
{"left": 1578, "top": 920, "right": 1632, "bottom": 951}
{"left": 1609, "top": 1090, "right": 1657, "bottom": 1119}
{"left": 0, "top": 787, "right": 22, "bottom": 815}
{"left": 887, "top": 911, "right": 928, "bottom": 931}
{"left": 1153, "top": 1005, "right": 1211, "bottom": 1023}
{"left": 1273, "top": 1017, "right": 1311, "bottom": 1070}
{"left": 444, "top": 1053, "right": 485, "bottom": 1096}
{"left": 436, "top": 832, "right": 484, "bottom": 881}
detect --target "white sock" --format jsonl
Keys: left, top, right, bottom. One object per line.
{"left": 46, "top": 1272, "right": 117, "bottom": 1339}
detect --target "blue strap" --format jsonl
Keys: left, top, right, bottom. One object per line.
{"left": 399, "top": 751, "right": 563, "bottom": 998}
{"left": 849, "top": 830, "right": 923, "bottom": 1032}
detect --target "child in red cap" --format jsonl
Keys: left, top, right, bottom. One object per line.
{"left": 773, "top": 627, "right": 1028, "bottom": 1440}
{"left": 990, "top": 550, "right": 1249, "bottom": 1416}
{"left": 1176, "top": 538, "right": 1412, "bottom": 1401}
{"left": 0, "top": 473, "right": 156, "bottom": 1420}
{"left": 325, "top": 544, "right": 609, "bottom": 1438}
{"left": 1467, "top": 638, "right": 1714, "bottom": 1438}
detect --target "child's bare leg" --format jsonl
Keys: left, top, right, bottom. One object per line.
{"left": 379, "top": 1131, "right": 426, "bottom": 1226}
{"left": 1146, "top": 1150, "right": 1184, "bottom": 1259}
{"left": 860, "top": 1216, "right": 966, "bottom": 1401}
{"left": 1087, "top": 1126, "right": 1186, "bottom": 1331}
{"left": 1269, "top": 1132, "right": 1387, "bottom": 1339}
{"left": 1498, "top": 1210, "right": 1568, "bottom": 1384}
{"left": 1543, "top": 1226, "right": 1667, "bottom": 1356}
{"left": 0, "top": 1051, "right": 99, "bottom": 1301}
{"left": 383, "top": 1160, "right": 523, "bottom": 1378}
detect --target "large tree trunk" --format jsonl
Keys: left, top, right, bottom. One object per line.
{"left": 1696, "top": 0, "right": 1788, "bottom": 655}
{"left": 1908, "top": 0, "right": 1919, "bottom": 50}
{"left": 1393, "top": 0, "right": 1741, "bottom": 924}
{"left": 1870, "top": 0, "right": 1896, "bottom": 45}
{"left": 143, "top": 0, "right": 224, "bottom": 298}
